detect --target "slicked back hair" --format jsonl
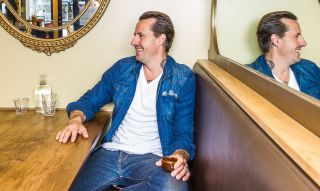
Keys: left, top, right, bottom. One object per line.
{"left": 257, "top": 11, "right": 297, "bottom": 53}
{"left": 139, "top": 11, "right": 175, "bottom": 53}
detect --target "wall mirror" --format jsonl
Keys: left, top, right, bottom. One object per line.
{"left": 210, "top": 0, "right": 320, "bottom": 136}
{"left": 0, "top": 0, "right": 110, "bottom": 55}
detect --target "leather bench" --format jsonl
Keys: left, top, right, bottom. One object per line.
{"left": 189, "top": 63, "right": 319, "bottom": 191}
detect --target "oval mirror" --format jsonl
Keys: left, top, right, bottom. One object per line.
{"left": 0, "top": 0, "right": 110, "bottom": 55}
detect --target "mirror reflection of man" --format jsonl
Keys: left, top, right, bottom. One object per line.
{"left": 247, "top": 11, "right": 320, "bottom": 100}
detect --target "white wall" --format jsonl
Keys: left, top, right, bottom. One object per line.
{"left": 0, "top": 0, "right": 211, "bottom": 108}
{"left": 215, "top": 0, "right": 320, "bottom": 65}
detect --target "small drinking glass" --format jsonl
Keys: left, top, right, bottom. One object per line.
{"left": 42, "top": 93, "right": 57, "bottom": 117}
{"left": 161, "top": 156, "right": 178, "bottom": 172}
{"left": 13, "top": 97, "right": 29, "bottom": 115}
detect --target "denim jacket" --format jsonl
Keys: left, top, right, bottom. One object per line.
{"left": 247, "top": 55, "right": 320, "bottom": 100}
{"left": 67, "top": 56, "right": 196, "bottom": 160}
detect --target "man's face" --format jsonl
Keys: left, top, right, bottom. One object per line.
{"left": 277, "top": 18, "right": 307, "bottom": 64}
{"left": 131, "top": 18, "right": 163, "bottom": 64}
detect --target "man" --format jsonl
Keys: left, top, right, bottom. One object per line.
{"left": 56, "top": 11, "right": 195, "bottom": 191}
{"left": 247, "top": 11, "right": 320, "bottom": 100}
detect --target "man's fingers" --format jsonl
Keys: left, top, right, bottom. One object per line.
{"left": 80, "top": 127, "right": 89, "bottom": 138}
{"left": 174, "top": 165, "right": 190, "bottom": 181}
{"left": 168, "top": 155, "right": 191, "bottom": 181}
{"left": 171, "top": 164, "right": 184, "bottom": 177}
{"left": 63, "top": 129, "right": 72, "bottom": 143}
{"left": 71, "top": 129, "right": 78, "bottom": 142}
{"left": 56, "top": 123, "right": 87, "bottom": 143}
{"left": 58, "top": 131, "right": 66, "bottom": 142}
{"left": 155, "top": 159, "right": 162, "bottom": 166}
{"left": 56, "top": 131, "right": 61, "bottom": 140}
{"left": 182, "top": 168, "right": 191, "bottom": 181}
{"left": 174, "top": 157, "right": 186, "bottom": 169}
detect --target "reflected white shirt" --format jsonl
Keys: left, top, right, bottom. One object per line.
{"left": 273, "top": 68, "right": 300, "bottom": 91}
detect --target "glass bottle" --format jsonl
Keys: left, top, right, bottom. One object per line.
{"left": 35, "top": 74, "right": 51, "bottom": 113}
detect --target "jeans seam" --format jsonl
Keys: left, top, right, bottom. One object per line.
{"left": 120, "top": 175, "right": 147, "bottom": 182}
{"left": 91, "top": 177, "right": 119, "bottom": 191}
{"left": 118, "top": 151, "right": 122, "bottom": 176}
{"left": 121, "top": 176, "right": 151, "bottom": 191}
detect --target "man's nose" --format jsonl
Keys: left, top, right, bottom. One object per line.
{"left": 300, "top": 36, "right": 307, "bottom": 47}
{"left": 131, "top": 36, "right": 138, "bottom": 46}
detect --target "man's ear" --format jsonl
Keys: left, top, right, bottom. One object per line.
{"left": 157, "top": 34, "right": 166, "bottom": 46}
{"left": 270, "top": 34, "right": 279, "bottom": 47}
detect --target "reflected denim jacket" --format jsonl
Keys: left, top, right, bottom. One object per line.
{"left": 67, "top": 56, "right": 196, "bottom": 160}
{"left": 247, "top": 55, "right": 320, "bottom": 100}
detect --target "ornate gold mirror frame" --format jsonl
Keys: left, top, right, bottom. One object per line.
{"left": 0, "top": 0, "right": 110, "bottom": 55}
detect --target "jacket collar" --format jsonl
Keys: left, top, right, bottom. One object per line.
{"left": 162, "top": 55, "right": 175, "bottom": 77}
{"left": 132, "top": 55, "right": 175, "bottom": 78}
{"left": 257, "top": 55, "right": 274, "bottom": 78}
{"left": 257, "top": 54, "right": 302, "bottom": 86}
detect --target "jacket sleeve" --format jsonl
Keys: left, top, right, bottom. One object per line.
{"left": 168, "top": 71, "right": 196, "bottom": 160}
{"left": 66, "top": 64, "right": 118, "bottom": 121}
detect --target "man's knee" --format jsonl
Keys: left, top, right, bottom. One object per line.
{"left": 157, "top": 174, "right": 188, "bottom": 191}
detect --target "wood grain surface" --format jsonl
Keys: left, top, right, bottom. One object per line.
{"left": 197, "top": 59, "right": 320, "bottom": 187}
{"left": 0, "top": 110, "right": 111, "bottom": 191}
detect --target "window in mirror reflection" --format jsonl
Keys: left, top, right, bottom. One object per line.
{"left": 0, "top": 0, "right": 98, "bottom": 39}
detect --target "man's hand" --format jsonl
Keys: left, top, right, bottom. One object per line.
{"left": 56, "top": 116, "right": 89, "bottom": 143}
{"left": 156, "top": 151, "right": 191, "bottom": 181}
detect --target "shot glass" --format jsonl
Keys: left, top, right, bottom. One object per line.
{"left": 161, "top": 156, "right": 178, "bottom": 172}
{"left": 13, "top": 97, "right": 29, "bottom": 115}
{"left": 42, "top": 93, "right": 57, "bottom": 117}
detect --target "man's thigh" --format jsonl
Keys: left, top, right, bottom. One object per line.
{"left": 122, "top": 153, "right": 188, "bottom": 191}
{"left": 70, "top": 148, "right": 121, "bottom": 191}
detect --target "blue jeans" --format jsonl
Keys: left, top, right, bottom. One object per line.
{"left": 70, "top": 147, "right": 188, "bottom": 191}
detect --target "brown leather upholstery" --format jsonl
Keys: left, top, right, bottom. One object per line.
{"left": 190, "top": 64, "right": 319, "bottom": 191}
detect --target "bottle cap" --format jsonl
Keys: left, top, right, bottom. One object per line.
{"left": 40, "top": 74, "right": 47, "bottom": 85}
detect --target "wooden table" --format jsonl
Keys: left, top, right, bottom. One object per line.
{"left": 0, "top": 110, "right": 111, "bottom": 191}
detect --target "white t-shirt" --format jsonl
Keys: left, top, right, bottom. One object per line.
{"left": 273, "top": 68, "right": 300, "bottom": 91}
{"left": 103, "top": 67, "right": 163, "bottom": 156}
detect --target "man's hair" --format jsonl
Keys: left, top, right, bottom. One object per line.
{"left": 257, "top": 11, "right": 297, "bottom": 53}
{"left": 139, "top": 11, "right": 175, "bottom": 53}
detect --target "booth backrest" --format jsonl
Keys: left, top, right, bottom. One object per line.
{"left": 190, "top": 63, "right": 319, "bottom": 191}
